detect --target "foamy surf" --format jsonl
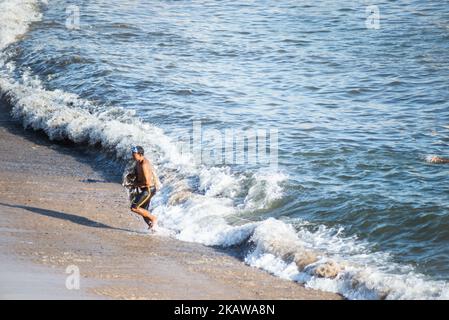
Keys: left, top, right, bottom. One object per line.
{"left": 0, "top": 0, "right": 43, "bottom": 50}
{"left": 245, "top": 218, "right": 449, "bottom": 300}
{"left": 1, "top": 0, "right": 449, "bottom": 300}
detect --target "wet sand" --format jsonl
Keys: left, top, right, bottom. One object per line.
{"left": 0, "top": 100, "right": 341, "bottom": 300}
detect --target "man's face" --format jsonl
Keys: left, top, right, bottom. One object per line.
{"left": 132, "top": 152, "right": 141, "bottom": 161}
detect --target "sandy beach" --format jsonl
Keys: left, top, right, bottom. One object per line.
{"left": 0, "top": 100, "right": 341, "bottom": 300}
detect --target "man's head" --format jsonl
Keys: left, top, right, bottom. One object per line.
{"left": 132, "top": 146, "right": 145, "bottom": 161}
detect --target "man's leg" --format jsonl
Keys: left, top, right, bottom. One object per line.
{"left": 131, "top": 188, "right": 157, "bottom": 229}
{"left": 131, "top": 207, "right": 157, "bottom": 229}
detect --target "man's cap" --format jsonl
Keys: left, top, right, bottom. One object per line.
{"left": 131, "top": 146, "right": 144, "bottom": 155}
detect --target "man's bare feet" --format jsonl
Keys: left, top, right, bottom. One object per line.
{"left": 143, "top": 217, "right": 158, "bottom": 231}
{"left": 150, "top": 218, "right": 157, "bottom": 231}
{"left": 143, "top": 217, "right": 153, "bottom": 229}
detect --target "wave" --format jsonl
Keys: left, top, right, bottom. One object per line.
{"left": 1, "top": 0, "right": 449, "bottom": 300}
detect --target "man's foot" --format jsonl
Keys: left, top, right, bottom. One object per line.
{"left": 143, "top": 217, "right": 153, "bottom": 229}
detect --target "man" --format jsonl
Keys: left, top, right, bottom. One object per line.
{"left": 130, "top": 146, "right": 158, "bottom": 230}
{"left": 429, "top": 156, "right": 449, "bottom": 164}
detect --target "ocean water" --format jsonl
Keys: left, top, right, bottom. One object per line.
{"left": 1, "top": 0, "right": 449, "bottom": 299}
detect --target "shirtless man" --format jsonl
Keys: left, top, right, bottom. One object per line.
{"left": 130, "top": 146, "right": 158, "bottom": 230}
{"left": 429, "top": 156, "right": 449, "bottom": 164}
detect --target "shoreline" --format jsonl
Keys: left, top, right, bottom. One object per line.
{"left": 0, "top": 100, "right": 341, "bottom": 300}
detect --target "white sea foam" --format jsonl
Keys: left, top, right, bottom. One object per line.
{"left": 0, "top": 0, "right": 43, "bottom": 51}
{"left": 242, "top": 170, "right": 288, "bottom": 210}
{"left": 1, "top": 0, "right": 449, "bottom": 300}
{"left": 245, "top": 218, "right": 449, "bottom": 300}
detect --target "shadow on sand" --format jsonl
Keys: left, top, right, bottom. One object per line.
{"left": 0, "top": 202, "right": 136, "bottom": 233}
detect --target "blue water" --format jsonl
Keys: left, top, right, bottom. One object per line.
{"left": 1, "top": 0, "right": 449, "bottom": 299}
